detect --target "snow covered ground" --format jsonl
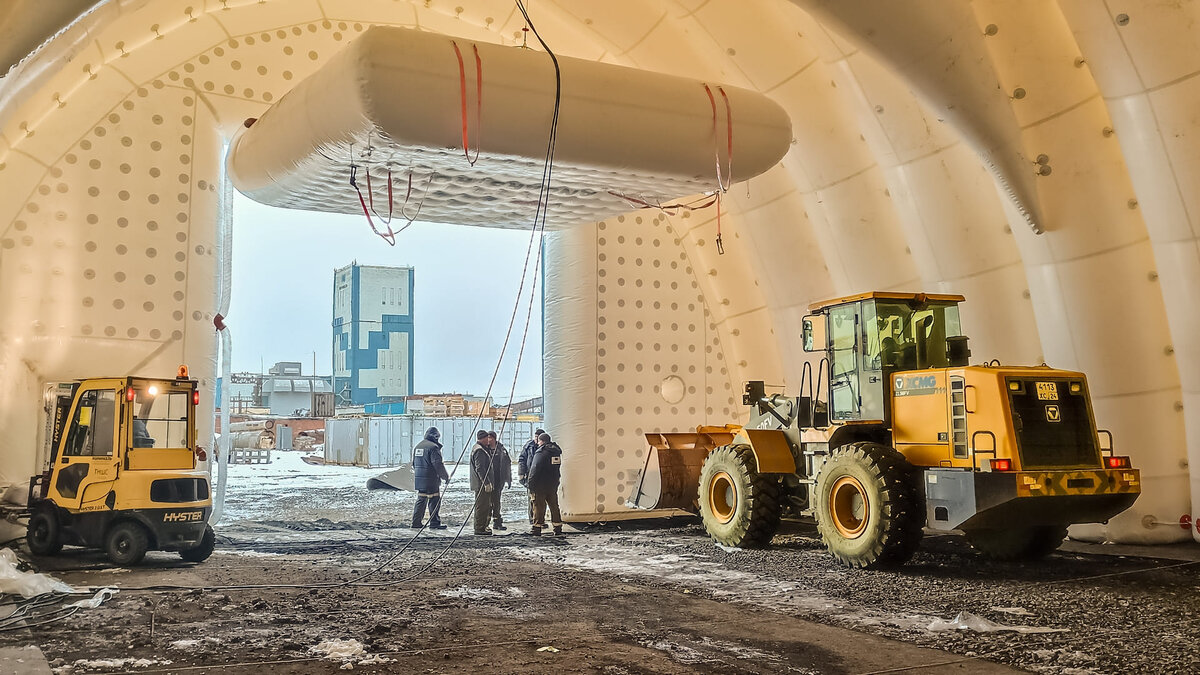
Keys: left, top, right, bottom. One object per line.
{"left": 220, "top": 451, "right": 531, "bottom": 529}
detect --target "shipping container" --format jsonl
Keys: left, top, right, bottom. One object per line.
{"left": 324, "top": 417, "right": 545, "bottom": 467}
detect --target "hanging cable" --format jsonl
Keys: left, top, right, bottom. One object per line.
{"left": 110, "top": 0, "right": 564, "bottom": 595}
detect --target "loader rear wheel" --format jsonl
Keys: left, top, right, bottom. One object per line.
{"left": 815, "top": 442, "right": 924, "bottom": 569}
{"left": 27, "top": 509, "right": 63, "bottom": 556}
{"left": 964, "top": 526, "right": 1067, "bottom": 561}
{"left": 698, "top": 445, "right": 781, "bottom": 548}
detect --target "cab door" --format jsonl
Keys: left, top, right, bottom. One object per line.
{"left": 50, "top": 384, "right": 121, "bottom": 512}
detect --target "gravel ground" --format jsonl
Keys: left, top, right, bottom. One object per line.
{"left": 4, "top": 451, "right": 1198, "bottom": 674}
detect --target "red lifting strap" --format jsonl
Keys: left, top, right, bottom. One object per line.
{"left": 452, "top": 41, "right": 483, "bottom": 166}
{"left": 703, "top": 83, "right": 734, "bottom": 192}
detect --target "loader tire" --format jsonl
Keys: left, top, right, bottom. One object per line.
{"left": 27, "top": 508, "right": 63, "bottom": 556}
{"left": 815, "top": 442, "right": 924, "bottom": 569}
{"left": 964, "top": 526, "right": 1067, "bottom": 561}
{"left": 697, "top": 444, "right": 781, "bottom": 548}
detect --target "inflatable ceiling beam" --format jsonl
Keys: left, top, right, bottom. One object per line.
{"left": 227, "top": 27, "right": 793, "bottom": 229}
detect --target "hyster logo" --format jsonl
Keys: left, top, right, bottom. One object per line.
{"left": 163, "top": 511, "right": 202, "bottom": 523}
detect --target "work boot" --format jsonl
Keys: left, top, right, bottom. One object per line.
{"left": 553, "top": 526, "right": 563, "bottom": 536}
{"left": 474, "top": 529, "right": 493, "bottom": 536}
{"left": 429, "top": 522, "right": 448, "bottom": 530}
{"left": 493, "top": 521, "right": 507, "bottom": 531}
{"left": 410, "top": 522, "right": 423, "bottom": 529}
{"left": 529, "top": 527, "right": 542, "bottom": 536}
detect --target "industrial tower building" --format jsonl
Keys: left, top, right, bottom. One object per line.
{"left": 332, "top": 264, "right": 415, "bottom": 405}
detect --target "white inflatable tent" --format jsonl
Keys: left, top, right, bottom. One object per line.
{"left": 1, "top": 0, "right": 1198, "bottom": 544}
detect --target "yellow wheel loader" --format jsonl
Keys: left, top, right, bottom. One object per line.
{"left": 631, "top": 292, "right": 1141, "bottom": 568}
{"left": 23, "top": 367, "right": 215, "bottom": 566}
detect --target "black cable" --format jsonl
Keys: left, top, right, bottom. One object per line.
{"left": 113, "top": 4, "right": 564, "bottom": 595}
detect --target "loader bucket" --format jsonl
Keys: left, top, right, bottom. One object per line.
{"left": 626, "top": 427, "right": 738, "bottom": 512}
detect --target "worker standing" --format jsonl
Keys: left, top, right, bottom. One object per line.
{"left": 517, "top": 428, "right": 545, "bottom": 522}
{"left": 486, "top": 431, "right": 512, "bottom": 531}
{"left": 411, "top": 427, "right": 450, "bottom": 530}
{"left": 469, "top": 430, "right": 495, "bottom": 536}
{"left": 526, "top": 432, "right": 563, "bottom": 536}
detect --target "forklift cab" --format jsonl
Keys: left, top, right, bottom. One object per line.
{"left": 802, "top": 293, "right": 970, "bottom": 423}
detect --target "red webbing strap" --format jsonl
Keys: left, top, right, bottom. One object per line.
{"left": 452, "top": 41, "right": 482, "bottom": 166}
{"left": 355, "top": 186, "right": 396, "bottom": 246}
{"left": 703, "top": 83, "right": 733, "bottom": 192}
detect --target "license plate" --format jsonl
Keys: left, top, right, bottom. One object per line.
{"left": 1036, "top": 382, "right": 1058, "bottom": 400}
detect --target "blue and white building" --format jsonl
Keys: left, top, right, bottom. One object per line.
{"left": 333, "top": 264, "right": 415, "bottom": 405}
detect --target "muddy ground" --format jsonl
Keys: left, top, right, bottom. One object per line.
{"left": 3, "top": 452, "right": 1199, "bottom": 674}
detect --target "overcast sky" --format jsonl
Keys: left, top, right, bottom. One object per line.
{"left": 229, "top": 194, "right": 544, "bottom": 402}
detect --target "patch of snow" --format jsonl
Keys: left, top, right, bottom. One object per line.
{"left": 357, "top": 654, "right": 393, "bottom": 665}
{"left": 216, "top": 550, "right": 282, "bottom": 558}
{"left": 991, "top": 606, "right": 1034, "bottom": 617}
{"left": 439, "top": 587, "right": 505, "bottom": 600}
{"left": 439, "top": 586, "right": 527, "bottom": 600}
{"left": 70, "top": 657, "right": 170, "bottom": 669}
{"left": 714, "top": 544, "right": 742, "bottom": 553}
{"left": 311, "top": 638, "right": 366, "bottom": 660}
{"left": 640, "top": 639, "right": 705, "bottom": 664}
{"left": 927, "top": 611, "right": 1068, "bottom": 634}
{"left": 169, "top": 637, "right": 221, "bottom": 650}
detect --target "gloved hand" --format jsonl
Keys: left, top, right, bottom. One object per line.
{"left": 484, "top": 483, "right": 493, "bottom": 493}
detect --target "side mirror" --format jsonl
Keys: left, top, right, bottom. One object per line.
{"left": 946, "top": 335, "right": 971, "bottom": 367}
{"left": 802, "top": 314, "right": 826, "bottom": 352}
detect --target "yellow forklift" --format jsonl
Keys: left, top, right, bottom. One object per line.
{"left": 24, "top": 366, "right": 215, "bottom": 566}
{"left": 633, "top": 292, "right": 1141, "bottom": 568}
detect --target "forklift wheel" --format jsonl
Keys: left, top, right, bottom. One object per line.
{"left": 27, "top": 509, "right": 63, "bottom": 556}
{"left": 105, "top": 521, "right": 150, "bottom": 566}
{"left": 179, "top": 525, "right": 216, "bottom": 563}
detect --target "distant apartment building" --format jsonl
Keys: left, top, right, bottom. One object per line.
{"left": 333, "top": 263, "right": 415, "bottom": 405}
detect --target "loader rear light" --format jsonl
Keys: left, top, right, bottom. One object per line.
{"left": 989, "top": 458, "right": 1013, "bottom": 471}
{"left": 126, "top": 388, "right": 136, "bottom": 402}
{"left": 193, "top": 390, "right": 200, "bottom": 405}
{"left": 1105, "top": 456, "right": 1131, "bottom": 469}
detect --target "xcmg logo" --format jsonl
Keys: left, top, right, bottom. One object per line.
{"left": 163, "top": 511, "right": 203, "bottom": 523}
{"left": 904, "top": 375, "right": 938, "bottom": 389}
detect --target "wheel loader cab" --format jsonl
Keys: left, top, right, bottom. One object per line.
{"left": 29, "top": 370, "right": 216, "bottom": 566}
{"left": 804, "top": 293, "right": 968, "bottom": 424}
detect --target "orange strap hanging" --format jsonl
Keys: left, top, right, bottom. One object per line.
{"left": 703, "top": 83, "right": 734, "bottom": 192}
{"left": 452, "top": 41, "right": 483, "bottom": 166}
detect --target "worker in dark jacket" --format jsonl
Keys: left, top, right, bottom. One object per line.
{"left": 517, "top": 428, "right": 545, "bottom": 522}
{"left": 517, "top": 428, "right": 545, "bottom": 485}
{"left": 469, "top": 430, "right": 495, "bottom": 535}
{"left": 486, "top": 431, "right": 512, "bottom": 531}
{"left": 526, "top": 432, "right": 563, "bottom": 536}
{"left": 411, "top": 427, "right": 450, "bottom": 530}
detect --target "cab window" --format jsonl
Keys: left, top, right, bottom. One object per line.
{"left": 132, "top": 388, "right": 191, "bottom": 449}
{"left": 62, "top": 390, "right": 116, "bottom": 457}
{"left": 873, "top": 301, "right": 963, "bottom": 370}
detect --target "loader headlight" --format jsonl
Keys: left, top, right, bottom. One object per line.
{"left": 147, "top": 385, "right": 159, "bottom": 397}
{"left": 1008, "top": 381, "right": 1021, "bottom": 391}
{"left": 1069, "top": 382, "right": 1082, "bottom": 394}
